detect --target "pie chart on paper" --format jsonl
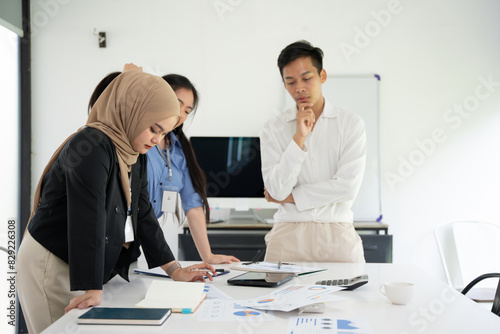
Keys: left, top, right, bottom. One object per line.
{"left": 233, "top": 310, "right": 261, "bottom": 317}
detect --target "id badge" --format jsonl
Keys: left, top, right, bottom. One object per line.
{"left": 161, "top": 186, "right": 177, "bottom": 213}
{"left": 161, "top": 190, "right": 178, "bottom": 214}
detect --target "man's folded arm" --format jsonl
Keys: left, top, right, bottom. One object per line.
{"left": 260, "top": 127, "right": 307, "bottom": 201}
{"left": 293, "top": 118, "right": 367, "bottom": 212}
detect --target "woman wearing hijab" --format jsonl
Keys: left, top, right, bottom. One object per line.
{"left": 89, "top": 65, "right": 239, "bottom": 264}
{"left": 17, "top": 70, "right": 215, "bottom": 334}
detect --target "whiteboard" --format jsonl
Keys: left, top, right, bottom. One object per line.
{"left": 284, "top": 74, "right": 382, "bottom": 221}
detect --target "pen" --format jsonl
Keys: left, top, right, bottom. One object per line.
{"left": 190, "top": 268, "right": 226, "bottom": 273}
{"left": 190, "top": 268, "right": 212, "bottom": 272}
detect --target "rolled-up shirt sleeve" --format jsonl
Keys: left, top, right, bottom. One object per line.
{"left": 179, "top": 167, "right": 203, "bottom": 213}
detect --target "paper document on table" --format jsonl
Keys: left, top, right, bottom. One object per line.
{"left": 231, "top": 262, "right": 326, "bottom": 276}
{"left": 203, "top": 284, "right": 232, "bottom": 300}
{"left": 197, "top": 300, "right": 274, "bottom": 322}
{"left": 286, "top": 316, "right": 374, "bottom": 334}
{"left": 240, "top": 284, "right": 342, "bottom": 312}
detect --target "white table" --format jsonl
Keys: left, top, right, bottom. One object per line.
{"left": 42, "top": 262, "right": 500, "bottom": 333}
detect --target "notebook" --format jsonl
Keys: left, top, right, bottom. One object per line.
{"left": 136, "top": 281, "right": 206, "bottom": 313}
{"left": 78, "top": 307, "right": 171, "bottom": 326}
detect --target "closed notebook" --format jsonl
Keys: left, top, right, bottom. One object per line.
{"left": 78, "top": 307, "right": 171, "bottom": 326}
{"left": 136, "top": 281, "right": 206, "bottom": 313}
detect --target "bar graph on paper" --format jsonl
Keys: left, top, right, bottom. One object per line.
{"left": 287, "top": 317, "right": 373, "bottom": 334}
{"left": 197, "top": 300, "right": 274, "bottom": 322}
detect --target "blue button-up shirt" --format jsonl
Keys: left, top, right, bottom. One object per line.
{"left": 146, "top": 132, "right": 203, "bottom": 219}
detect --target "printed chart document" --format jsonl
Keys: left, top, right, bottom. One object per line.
{"left": 136, "top": 281, "right": 206, "bottom": 313}
{"left": 240, "top": 284, "right": 342, "bottom": 312}
{"left": 197, "top": 300, "right": 275, "bottom": 322}
{"left": 286, "top": 316, "right": 374, "bottom": 334}
{"left": 203, "top": 284, "right": 232, "bottom": 300}
{"left": 231, "top": 262, "right": 326, "bottom": 276}
{"left": 78, "top": 307, "right": 171, "bottom": 326}
{"left": 197, "top": 281, "right": 275, "bottom": 322}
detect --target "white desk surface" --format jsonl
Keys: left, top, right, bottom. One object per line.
{"left": 42, "top": 262, "right": 500, "bottom": 334}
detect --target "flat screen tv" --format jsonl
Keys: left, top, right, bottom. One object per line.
{"left": 189, "top": 137, "right": 264, "bottom": 198}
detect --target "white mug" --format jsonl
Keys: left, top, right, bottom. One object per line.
{"left": 380, "top": 282, "right": 415, "bottom": 305}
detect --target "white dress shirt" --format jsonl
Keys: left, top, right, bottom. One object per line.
{"left": 260, "top": 99, "right": 367, "bottom": 223}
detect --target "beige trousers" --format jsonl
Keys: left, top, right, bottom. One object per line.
{"left": 17, "top": 232, "right": 80, "bottom": 334}
{"left": 264, "top": 221, "right": 365, "bottom": 263}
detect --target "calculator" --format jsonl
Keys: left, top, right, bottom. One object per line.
{"left": 315, "top": 275, "right": 369, "bottom": 290}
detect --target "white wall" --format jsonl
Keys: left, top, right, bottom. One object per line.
{"left": 30, "top": 0, "right": 500, "bottom": 282}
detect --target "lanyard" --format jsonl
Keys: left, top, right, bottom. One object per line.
{"left": 155, "top": 144, "right": 172, "bottom": 181}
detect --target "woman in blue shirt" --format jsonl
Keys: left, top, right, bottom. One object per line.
{"left": 146, "top": 73, "right": 239, "bottom": 264}
{"left": 89, "top": 67, "right": 239, "bottom": 264}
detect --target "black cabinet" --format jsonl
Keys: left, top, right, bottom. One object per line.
{"left": 360, "top": 234, "right": 393, "bottom": 263}
{"left": 179, "top": 231, "right": 268, "bottom": 262}
{"left": 179, "top": 227, "right": 392, "bottom": 263}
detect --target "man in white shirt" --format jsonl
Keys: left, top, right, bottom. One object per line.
{"left": 260, "top": 40, "right": 367, "bottom": 263}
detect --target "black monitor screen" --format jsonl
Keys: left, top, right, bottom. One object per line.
{"left": 190, "top": 137, "right": 264, "bottom": 198}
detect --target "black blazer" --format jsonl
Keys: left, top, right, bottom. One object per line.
{"left": 28, "top": 128, "right": 175, "bottom": 291}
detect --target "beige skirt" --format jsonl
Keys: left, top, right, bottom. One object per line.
{"left": 17, "top": 231, "right": 80, "bottom": 334}
{"left": 264, "top": 221, "right": 365, "bottom": 263}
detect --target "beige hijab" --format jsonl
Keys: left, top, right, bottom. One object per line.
{"left": 28, "top": 70, "right": 180, "bottom": 225}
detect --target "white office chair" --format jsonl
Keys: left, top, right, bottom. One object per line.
{"left": 435, "top": 220, "right": 500, "bottom": 301}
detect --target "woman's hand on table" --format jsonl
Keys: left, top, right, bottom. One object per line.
{"left": 204, "top": 253, "right": 240, "bottom": 264}
{"left": 65, "top": 289, "right": 102, "bottom": 313}
{"left": 170, "top": 262, "right": 216, "bottom": 283}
